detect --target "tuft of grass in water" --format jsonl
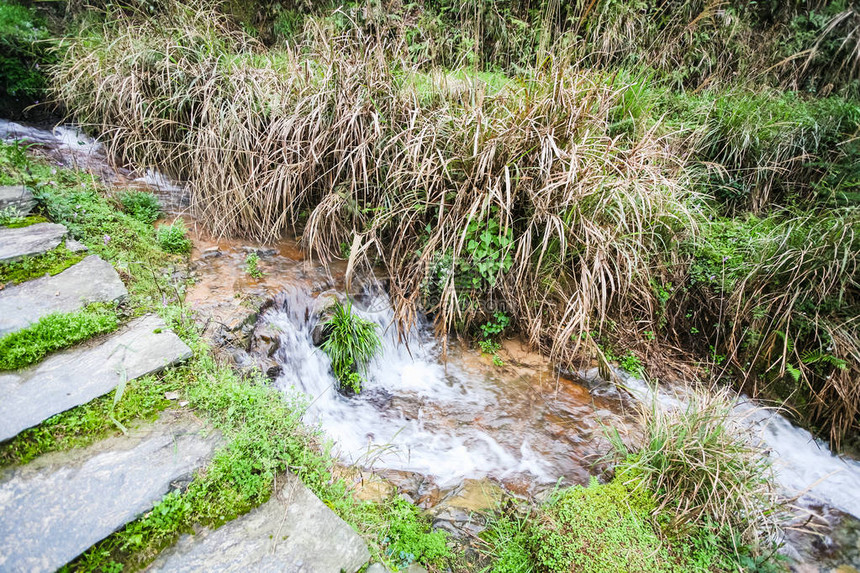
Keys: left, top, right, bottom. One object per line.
{"left": 0, "top": 243, "right": 84, "bottom": 285}
{"left": 607, "top": 388, "right": 786, "bottom": 561}
{"left": 156, "top": 219, "right": 191, "bottom": 254}
{"left": 0, "top": 303, "right": 120, "bottom": 371}
{"left": 320, "top": 299, "right": 381, "bottom": 394}
{"left": 118, "top": 190, "right": 161, "bottom": 224}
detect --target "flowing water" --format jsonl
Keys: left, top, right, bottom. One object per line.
{"left": 4, "top": 119, "right": 860, "bottom": 570}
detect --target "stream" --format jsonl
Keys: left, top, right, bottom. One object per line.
{"left": 3, "top": 118, "right": 859, "bottom": 571}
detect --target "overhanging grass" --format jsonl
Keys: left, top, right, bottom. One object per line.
{"left": 0, "top": 304, "right": 120, "bottom": 371}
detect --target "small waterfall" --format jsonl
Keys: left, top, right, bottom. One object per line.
{"left": 264, "top": 287, "right": 605, "bottom": 489}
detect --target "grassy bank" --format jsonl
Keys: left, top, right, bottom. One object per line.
{"left": 47, "top": 0, "right": 860, "bottom": 448}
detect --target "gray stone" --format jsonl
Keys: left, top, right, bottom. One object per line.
{"left": 147, "top": 473, "right": 370, "bottom": 573}
{"left": 0, "top": 255, "right": 127, "bottom": 335}
{"left": 0, "top": 185, "right": 36, "bottom": 216}
{"left": 0, "top": 315, "right": 192, "bottom": 441}
{"left": 0, "top": 412, "right": 220, "bottom": 573}
{"left": 0, "top": 222, "right": 67, "bottom": 262}
{"left": 65, "top": 237, "right": 89, "bottom": 252}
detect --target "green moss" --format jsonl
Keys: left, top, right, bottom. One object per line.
{"left": 485, "top": 477, "right": 724, "bottom": 573}
{"left": 0, "top": 372, "right": 174, "bottom": 466}
{"left": 0, "top": 244, "right": 85, "bottom": 286}
{"left": 4, "top": 215, "right": 49, "bottom": 228}
{"left": 0, "top": 303, "right": 120, "bottom": 371}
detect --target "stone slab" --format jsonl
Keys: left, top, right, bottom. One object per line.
{"left": 0, "top": 255, "right": 127, "bottom": 335}
{"left": 0, "top": 185, "right": 36, "bottom": 216}
{"left": 147, "top": 473, "right": 370, "bottom": 573}
{"left": 0, "top": 412, "right": 220, "bottom": 573}
{"left": 0, "top": 222, "right": 67, "bottom": 262}
{"left": 0, "top": 315, "right": 193, "bottom": 442}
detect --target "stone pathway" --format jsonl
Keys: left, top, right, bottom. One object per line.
{"left": 0, "top": 204, "right": 371, "bottom": 572}
{"left": 0, "top": 185, "right": 36, "bottom": 215}
{"left": 0, "top": 412, "right": 220, "bottom": 573}
{"left": 0, "top": 255, "right": 127, "bottom": 335}
{"left": 0, "top": 315, "right": 192, "bottom": 441}
{"left": 147, "top": 473, "right": 370, "bottom": 573}
{"left": 0, "top": 222, "right": 69, "bottom": 262}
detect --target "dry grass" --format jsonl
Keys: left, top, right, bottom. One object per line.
{"left": 51, "top": 1, "right": 858, "bottom": 446}
{"left": 52, "top": 6, "right": 696, "bottom": 364}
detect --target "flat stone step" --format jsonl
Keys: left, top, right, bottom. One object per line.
{"left": 0, "top": 315, "right": 192, "bottom": 442}
{"left": 0, "top": 185, "right": 36, "bottom": 217}
{"left": 0, "top": 222, "right": 68, "bottom": 262}
{"left": 0, "top": 411, "right": 220, "bottom": 573}
{"left": 147, "top": 473, "right": 370, "bottom": 573}
{"left": 0, "top": 255, "right": 127, "bottom": 336}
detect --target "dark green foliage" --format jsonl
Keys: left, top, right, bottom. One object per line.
{"left": 156, "top": 220, "right": 191, "bottom": 254}
{"left": 0, "top": 304, "right": 120, "bottom": 370}
{"left": 381, "top": 496, "right": 450, "bottom": 569}
{"left": 320, "top": 300, "right": 381, "bottom": 393}
{"left": 0, "top": 0, "right": 52, "bottom": 100}
{"left": 118, "top": 190, "right": 161, "bottom": 224}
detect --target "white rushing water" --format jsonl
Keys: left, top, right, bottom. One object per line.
{"left": 266, "top": 287, "right": 575, "bottom": 488}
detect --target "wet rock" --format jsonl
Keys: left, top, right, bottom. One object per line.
{"left": 0, "top": 185, "right": 36, "bottom": 216}
{"left": 0, "top": 412, "right": 220, "bottom": 573}
{"left": 0, "top": 315, "right": 192, "bottom": 442}
{"left": 200, "top": 246, "right": 222, "bottom": 259}
{"left": 0, "top": 255, "right": 127, "bottom": 336}
{"left": 147, "top": 472, "right": 370, "bottom": 573}
{"left": 0, "top": 222, "right": 67, "bottom": 262}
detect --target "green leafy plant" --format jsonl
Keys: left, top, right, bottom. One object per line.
{"left": 0, "top": 205, "right": 25, "bottom": 226}
{"left": 156, "top": 220, "right": 191, "bottom": 254}
{"left": 118, "top": 191, "right": 161, "bottom": 224}
{"left": 320, "top": 300, "right": 381, "bottom": 394}
{"left": 618, "top": 352, "right": 643, "bottom": 376}
{"left": 244, "top": 252, "right": 264, "bottom": 278}
{"left": 461, "top": 214, "right": 514, "bottom": 289}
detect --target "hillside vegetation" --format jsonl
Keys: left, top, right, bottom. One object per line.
{"left": 1, "top": 0, "right": 857, "bottom": 570}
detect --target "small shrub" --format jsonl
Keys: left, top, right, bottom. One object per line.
{"left": 0, "top": 204, "right": 26, "bottom": 226}
{"left": 382, "top": 496, "right": 450, "bottom": 569}
{"left": 118, "top": 191, "right": 161, "bottom": 224}
{"left": 244, "top": 252, "right": 263, "bottom": 278}
{"left": 156, "top": 220, "right": 191, "bottom": 254}
{"left": 0, "top": 1, "right": 52, "bottom": 99}
{"left": 320, "top": 300, "right": 381, "bottom": 394}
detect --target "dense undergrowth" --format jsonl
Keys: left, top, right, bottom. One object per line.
{"left": 42, "top": 0, "right": 860, "bottom": 449}
{"left": 0, "top": 142, "right": 449, "bottom": 572}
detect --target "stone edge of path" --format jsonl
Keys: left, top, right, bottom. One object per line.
{"left": 146, "top": 472, "right": 370, "bottom": 573}
{"left": 0, "top": 222, "right": 68, "bottom": 263}
{"left": 0, "top": 410, "right": 221, "bottom": 573}
{"left": 0, "top": 254, "right": 128, "bottom": 336}
{"left": 0, "top": 314, "right": 193, "bottom": 442}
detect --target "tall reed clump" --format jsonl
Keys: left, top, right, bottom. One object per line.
{"left": 684, "top": 209, "right": 860, "bottom": 447}
{"left": 52, "top": 5, "right": 698, "bottom": 367}
{"left": 608, "top": 388, "right": 786, "bottom": 563}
